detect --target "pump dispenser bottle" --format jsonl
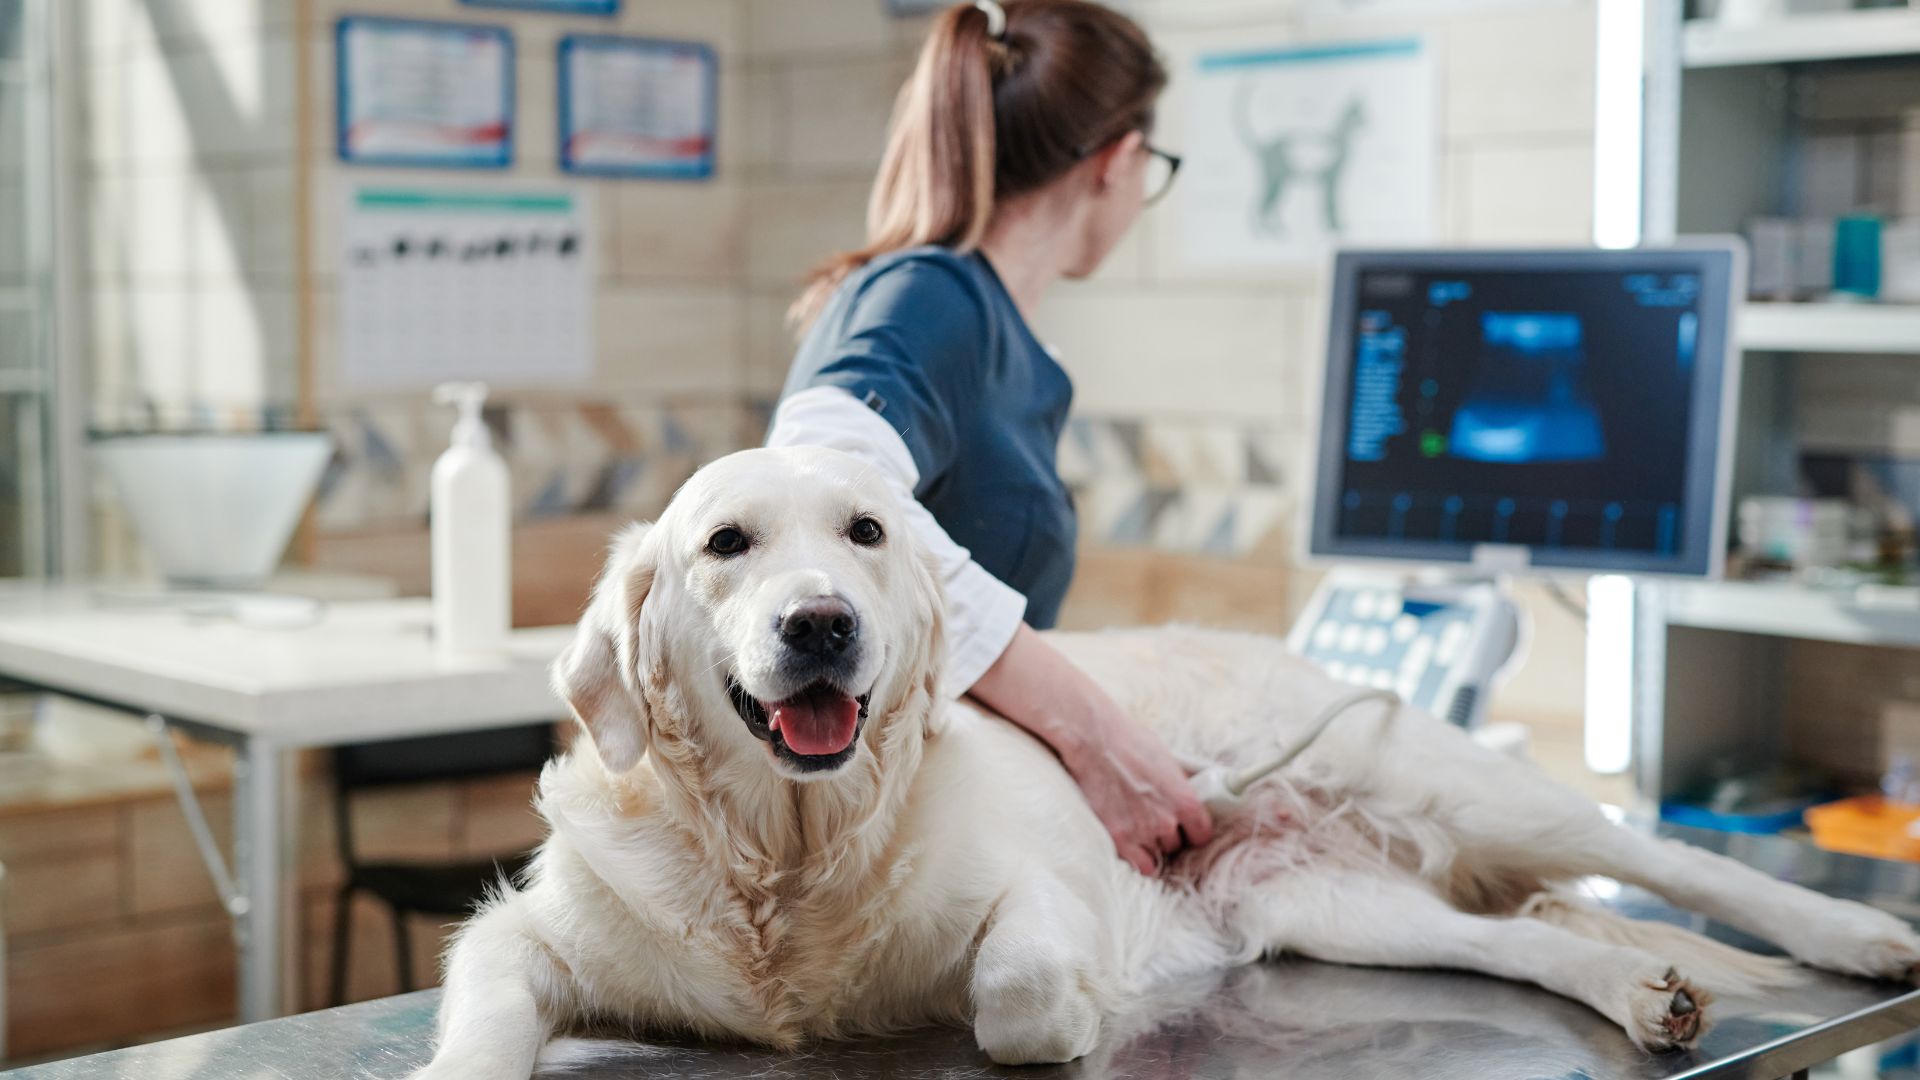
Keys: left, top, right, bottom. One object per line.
{"left": 431, "top": 382, "right": 511, "bottom": 658}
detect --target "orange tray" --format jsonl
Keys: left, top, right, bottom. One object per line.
{"left": 1805, "top": 796, "right": 1920, "bottom": 863}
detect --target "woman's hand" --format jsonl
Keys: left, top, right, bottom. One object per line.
{"left": 968, "top": 625, "right": 1214, "bottom": 875}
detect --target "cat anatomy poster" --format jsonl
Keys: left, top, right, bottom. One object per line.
{"left": 1183, "top": 38, "right": 1436, "bottom": 266}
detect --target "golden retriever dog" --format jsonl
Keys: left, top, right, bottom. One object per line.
{"left": 410, "top": 446, "right": 1920, "bottom": 1079}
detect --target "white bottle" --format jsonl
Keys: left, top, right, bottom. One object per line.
{"left": 431, "top": 382, "right": 511, "bottom": 658}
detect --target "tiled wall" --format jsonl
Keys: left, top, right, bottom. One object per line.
{"left": 75, "top": 0, "right": 301, "bottom": 429}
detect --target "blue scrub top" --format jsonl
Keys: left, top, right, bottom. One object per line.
{"left": 777, "top": 245, "right": 1078, "bottom": 629}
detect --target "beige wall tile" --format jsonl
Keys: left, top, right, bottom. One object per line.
{"left": 745, "top": 287, "right": 799, "bottom": 399}
{"left": 518, "top": 52, "right": 559, "bottom": 172}
{"left": 1448, "top": 139, "right": 1594, "bottom": 244}
{"left": 594, "top": 285, "right": 745, "bottom": 394}
{"left": 457, "top": 771, "right": 547, "bottom": 858}
{"left": 739, "top": 62, "right": 789, "bottom": 175}
{"left": 300, "top": 890, "right": 457, "bottom": 1008}
{"left": 744, "top": 178, "right": 869, "bottom": 287}
{"left": 1443, "top": 2, "right": 1597, "bottom": 140}
{"left": 612, "top": 182, "right": 746, "bottom": 283}
{"left": 8, "top": 915, "right": 236, "bottom": 1058}
{"left": 348, "top": 783, "right": 458, "bottom": 862}
{"left": 128, "top": 791, "right": 234, "bottom": 916}
{"left": 1036, "top": 287, "right": 1301, "bottom": 422}
{"left": 744, "top": 0, "right": 892, "bottom": 59}
{"left": 0, "top": 803, "right": 123, "bottom": 937}
{"left": 0, "top": 803, "right": 119, "bottom": 863}
{"left": 781, "top": 56, "right": 906, "bottom": 177}
{"left": 4, "top": 849, "right": 122, "bottom": 935}
{"left": 615, "top": 0, "right": 743, "bottom": 53}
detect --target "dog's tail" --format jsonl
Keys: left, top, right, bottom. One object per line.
{"left": 533, "top": 1038, "right": 669, "bottom": 1074}
{"left": 1521, "top": 891, "right": 1805, "bottom": 994}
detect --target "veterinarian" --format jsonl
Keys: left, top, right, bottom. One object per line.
{"left": 766, "top": 0, "right": 1208, "bottom": 875}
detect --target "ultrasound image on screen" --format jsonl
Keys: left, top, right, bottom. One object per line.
{"left": 1337, "top": 269, "right": 1702, "bottom": 556}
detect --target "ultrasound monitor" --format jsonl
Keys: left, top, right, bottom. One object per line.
{"left": 1308, "top": 245, "right": 1743, "bottom": 578}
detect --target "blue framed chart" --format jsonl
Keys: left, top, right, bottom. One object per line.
{"left": 558, "top": 35, "right": 716, "bottom": 180}
{"left": 463, "top": 0, "right": 619, "bottom": 14}
{"left": 337, "top": 17, "right": 514, "bottom": 169}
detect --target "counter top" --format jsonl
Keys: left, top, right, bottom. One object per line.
{"left": 11, "top": 824, "right": 1920, "bottom": 1080}
{"left": 0, "top": 585, "right": 571, "bottom": 744}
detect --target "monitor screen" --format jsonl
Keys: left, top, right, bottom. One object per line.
{"left": 1309, "top": 246, "right": 1742, "bottom": 577}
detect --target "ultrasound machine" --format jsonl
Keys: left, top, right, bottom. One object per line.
{"left": 1289, "top": 245, "right": 1745, "bottom": 741}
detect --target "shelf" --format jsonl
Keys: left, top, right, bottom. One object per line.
{"left": 1738, "top": 302, "right": 1920, "bottom": 355}
{"left": 1653, "top": 579, "right": 1920, "bottom": 649}
{"left": 1684, "top": 8, "right": 1920, "bottom": 68}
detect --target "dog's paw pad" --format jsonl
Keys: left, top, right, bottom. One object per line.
{"left": 1631, "top": 968, "right": 1711, "bottom": 1052}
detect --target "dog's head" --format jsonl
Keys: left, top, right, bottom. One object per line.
{"left": 552, "top": 446, "right": 945, "bottom": 783}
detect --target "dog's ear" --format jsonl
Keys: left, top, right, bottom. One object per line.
{"left": 909, "top": 547, "right": 950, "bottom": 735}
{"left": 552, "top": 522, "right": 657, "bottom": 774}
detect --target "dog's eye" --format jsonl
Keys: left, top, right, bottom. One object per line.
{"left": 706, "top": 527, "right": 749, "bottom": 557}
{"left": 849, "top": 516, "right": 884, "bottom": 547}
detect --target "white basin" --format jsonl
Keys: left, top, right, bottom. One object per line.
{"left": 93, "top": 431, "right": 334, "bottom": 587}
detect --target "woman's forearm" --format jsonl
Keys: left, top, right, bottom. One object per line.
{"left": 965, "top": 623, "right": 1214, "bottom": 873}
{"left": 965, "top": 623, "right": 1095, "bottom": 768}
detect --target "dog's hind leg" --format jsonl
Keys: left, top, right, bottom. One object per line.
{"left": 1397, "top": 750, "right": 1920, "bottom": 983}
{"left": 1240, "top": 868, "right": 1712, "bottom": 1052}
{"left": 411, "top": 895, "right": 564, "bottom": 1080}
{"left": 1557, "top": 823, "right": 1920, "bottom": 983}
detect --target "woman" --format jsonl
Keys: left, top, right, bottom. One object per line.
{"left": 766, "top": 0, "right": 1208, "bottom": 875}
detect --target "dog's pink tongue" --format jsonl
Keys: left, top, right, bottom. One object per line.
{"left": 769, "top": 689, "right": 861, "bottom": 756}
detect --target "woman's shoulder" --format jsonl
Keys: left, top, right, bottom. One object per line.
{"left": 850, "top": 245, "right": 996, "bottom": 311}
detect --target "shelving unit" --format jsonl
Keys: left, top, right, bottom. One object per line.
{"left": 1739, "top": 302, "right": 1920, "bottom": 354}
{"left": 1624, "top": 5, "right": 1920, "bottom": 814}
{"left": 1684, "top": 7, "right": 1920, "bottom": 68}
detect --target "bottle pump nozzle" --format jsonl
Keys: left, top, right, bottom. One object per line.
{"left": 434, "top": 382, "right": 492, "bottom": 449}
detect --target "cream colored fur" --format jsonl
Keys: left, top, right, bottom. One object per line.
{"left": 410, "top": 447, "right": 1920, "bottom": 1079}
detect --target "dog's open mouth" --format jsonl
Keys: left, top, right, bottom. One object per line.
{"left": 727, "top": 675, "right": 871, "bottom": 771}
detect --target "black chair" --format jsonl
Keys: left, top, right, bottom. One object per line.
{"left": 328, "top": 723, "right": 555, "bottom": 1005}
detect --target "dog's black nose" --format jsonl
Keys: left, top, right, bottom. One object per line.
{"left": 780, "top": 598, "right": 859, "bottom": 656}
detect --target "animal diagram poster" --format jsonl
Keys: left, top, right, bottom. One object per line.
{"left": 1184, "top": 38, "right": 1437, "bottom": 267}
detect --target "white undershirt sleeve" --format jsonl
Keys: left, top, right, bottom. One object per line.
{"left": 767, "top": 385, "right": 1027, "bottom": 699}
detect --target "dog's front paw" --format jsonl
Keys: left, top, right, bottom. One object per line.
{"left": 1782, "top": 898, "right": 1920, "bottom": 982}
{"left": 973, "top": 960, "right": 1101, "bottom": 1064}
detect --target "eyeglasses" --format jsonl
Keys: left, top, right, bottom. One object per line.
{"left": 1072, "top": 131, "right": 1184, "bottom": 208}
{"left": 1143, "top": 143, "right": 1182, "bottom": 206}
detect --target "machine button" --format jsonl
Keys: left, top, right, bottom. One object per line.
{"left": 1339, "top": 624, "right": 1364, "bottom": 653}
{"left": 1312, "top": 621, "right": 1339, "bottom": 650}
{"left": 1391, "top": 614, "right": 1418, "bottom": 642}
{"left": 1362, "top": 627, "right": 1388, "bottom": 655}
{"left": 1436, "top": 623, "right": 1469, "bottom": 665}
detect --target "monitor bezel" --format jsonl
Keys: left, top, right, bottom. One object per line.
{"left": 1305, "top": 242, "right": 1745, "bottom": 580}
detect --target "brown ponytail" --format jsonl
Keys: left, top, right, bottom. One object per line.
{"left": 789, "top": 0, "right": 1165, "bottom": 330}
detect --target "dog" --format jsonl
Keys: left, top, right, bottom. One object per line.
{"left": 411, "top": 445, "right": 1920, "bottom": 1078}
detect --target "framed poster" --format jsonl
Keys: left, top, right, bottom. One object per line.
{"left": 339, "top": 184, "right": 594, "bottom": 388}
{"left": 463, "top": 0, "right": 620, "bottom": 14}
{"left": 1182, "top": 38, "right": 1436, "bottom": 267}
{"left": 558, "top": 35, "right": 717, "bottom": 180}
{"left": 336, "top": 17, "right": 514, "bottom": 169}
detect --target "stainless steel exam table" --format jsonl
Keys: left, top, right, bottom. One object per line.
{"left": 9, "top": 824, "right": 1920, "bottom": 1080}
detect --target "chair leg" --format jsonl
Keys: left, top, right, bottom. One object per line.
{"left": 391, "top": 905, "right": 415, "bottom": 994}
{"left": 328, "top": 885, "right": 356, "bottom": 1008}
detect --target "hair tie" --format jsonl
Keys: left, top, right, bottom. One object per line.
{"left": 973, "top": 0, "right": 1007, "bottom": 40}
